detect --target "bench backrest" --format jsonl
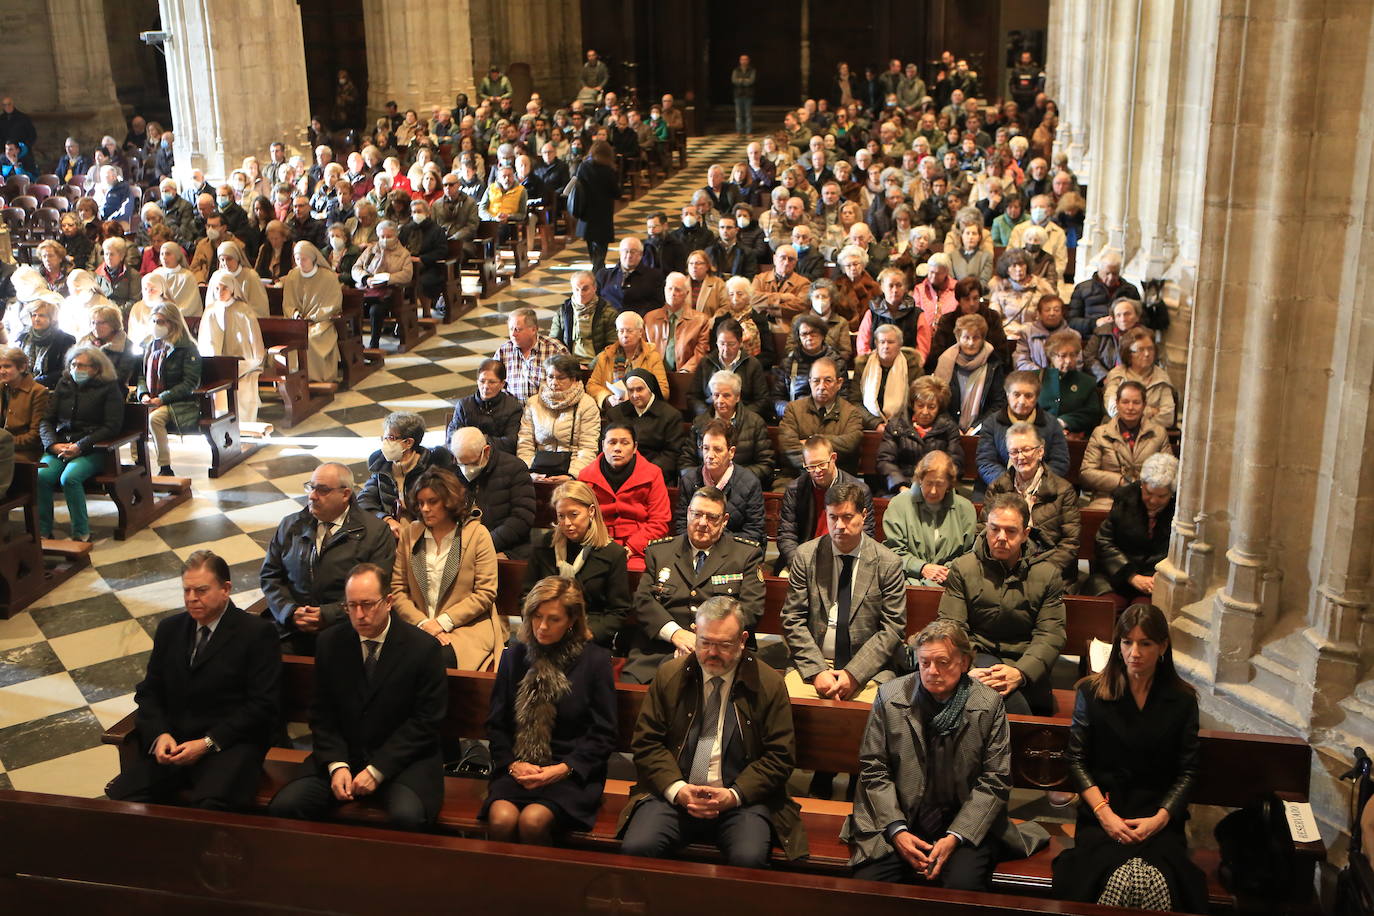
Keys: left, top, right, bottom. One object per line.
{"left": 256, "top": 316, "right": 310, "bottom": 348}
{"left": 276, "top": 655, "right": 1310, "bottom": 804}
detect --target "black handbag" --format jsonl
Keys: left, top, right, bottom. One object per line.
{"left": 530, "top": 450, "right": 571, "bottom": 476}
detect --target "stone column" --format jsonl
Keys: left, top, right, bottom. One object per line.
{"left": 46, "top": 0, "right": 126, "bottom": 137}
{"left": 158, "top": 0, "right": 311, "bottom": 182}
{"left": 468, "top": 0, "right": 583, "bottom": 105}
{"left": 362, "top": 0, "right": 476, "bottom": 120}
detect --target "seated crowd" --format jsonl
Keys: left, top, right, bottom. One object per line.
{"left": 4, "top": 48, "right": 1201, "bottom": 914}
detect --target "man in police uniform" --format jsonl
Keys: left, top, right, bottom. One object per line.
{"left": 622, "top": 485, "right": 765, "bottom": 684}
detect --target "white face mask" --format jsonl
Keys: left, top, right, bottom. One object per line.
{"left": 380, "top": 439, "right": 406, "bottom": 461}
{"left": 459, "top": 458, "right": 487, "bottom": 480}
{"left": 207, "top": 228, "right": 222, "bottom": 241}
{"left": 737, "top": 216, "right": 750, "bottom": 228}
{"left": 329, "top": 236, "right": 346, "bottom": 250}
{"left": 152, "top": 323, "right": 171, "bottom": 340}
{"left": 412, "top": 213, "right": 427, "bottom": 224}
{"left": 380, "top": 236, "right": 395, "bottom": 249}
{"left": 682, "top": 216, "right": 697, "bottom": 228}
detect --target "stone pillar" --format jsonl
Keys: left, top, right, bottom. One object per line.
{"left": 159, "top": 0, "right": 311, "bottom": 182}
{"left": 0, "top": 0, "right": 125, "bottom": 159}
{"left": 362, "top": 0, "right": 476, "bottom": 119}
{"left": 468, "top": 0, "right": 583, "bottom": 106}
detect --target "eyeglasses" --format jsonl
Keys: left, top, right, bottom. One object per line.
{"left": 697, "top": 637, "right": 741, "bottom": 652}
{"left": 303, "top": 482, "right": 344, "bottom": 495}
{"left": 381, "top": 435, "right": 410, "bottom": 443}
{"left": 344, "top": 599, "right": 386, "bottom": 612}
{"left": 687, "top": 509, "right": 724, "bottom": 524}
{"left": 1008, "top": 446, "right": 1043, "bottom": 458}
{"left": 802, "top": 458, "right": 834, "bottom": 473}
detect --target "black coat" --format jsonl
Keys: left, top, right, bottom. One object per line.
{"left": 448, "top": 391, "right": 524, "bottom": 454}
{"left": 1067, "top": 277, "right": 1142, "bottom": 337}
{"left": 309, "top": 617, "right": 448, "bottom": 818}
{"left": 461, "top": 447, "right": 535, "bottom": 558}
{"left": 705, "top": 240, "right": 757, "bottom": 278}
{"left": 483, "top": 640, "right": 618, "bottom": 830}
{"left": 675, "top": 463, "right": 765, "bottom": 543}
{"left": 875, "top": 411, "right": 964, "bottom": 493}
{"left": 1094, "top": 484, "right": 1175, "bottom": 592}
{"left": 19, "top": 328, "right": 76, "bottom": 391}
{"left": 258, "top": 505, "right": 398, "bottom": 638}
{"left": 777, "top": 469, "right": 875, "bottom": 569}
{"left": 574, "top": 159, "right": 621, "bottom": 245}
{"left": 40, "top": 375, "right": 124, "bottom": 456}
{"left": 687, "top": 351, "right": 773, "bottom": 421}
{"left": 1055, "top": 680, "right": 1206, "bottom": 911}
{"left": 131, "top": 602, "right": 281, "bottom": 752}
{"left": 605, "top": 397, "right": 685, "bottom": 487}
{"left": 682, "top": 407, "right": 775, "bottom": 488}
{"left": 946, "top": 352, "right": 1009, "bottom": 432}
{"left": 524, "top": 533, "right": 632, "bottom": 647}
{"left": 594, "top": 263, "right": 664, "bottom": 317}
{"left": 357, "top": 444, "right": 456, "bottom": 521}
{"left": 642, "top": 235, "right": 688, "bottom": 276}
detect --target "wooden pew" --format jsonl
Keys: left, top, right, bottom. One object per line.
{"left": 0, "top": 790, "right": 1139, "bottom": 916}
{"left": 197, "top": 355, "right": 256, "bottom": 478}
{"left": 0, "top": 462, "right": 90, "bottom": 619}
{"left": 478, "top": 219, "right": 528, "bottom": 280}
{"left": 528, "top": 202, "right": 563, "bottom": 260}
{"left": 265, "top": 285, "right": 384, "bottom": 389}
{"left": 88, "top": 402, "right": 191, "bottom": 539}
{"left": 959, "top": 434, "right": 1089, "bottom": 487}
{"left": 255, "top": 317, "right": 335, "bottom": 427}
{"left": 98, "top": 659, "right": 1324, "bottom": 907}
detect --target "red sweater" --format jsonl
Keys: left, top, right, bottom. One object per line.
{"left": 578, "top": 454, "right": 671, "bottom": 571}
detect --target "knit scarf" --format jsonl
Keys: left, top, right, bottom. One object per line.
{"left": 539, "top": 378, "right": 585, "bottom": 412}
{"left": 512, "top": 628, "right": 587, "bottom": 766}
{"left": 1013, "top": 463, "right": 1046, "bottom": 511}
{"left": 922, "top": 673, "right": 974, "bottom": 737}
{"left": 861, "top": 353, "right": 909, "bottom": 421}
{"left": 935, "top": 342, "right": 993, "bottom": 431}
{"left": 554, "top": 540, "right": 589, "bottom": 579}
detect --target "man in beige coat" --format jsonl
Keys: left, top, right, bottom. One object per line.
{"left": 644, "top": 271, "right": 711, "bottom": 376}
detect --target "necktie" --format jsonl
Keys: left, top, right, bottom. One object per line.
{"left": 190, "top": 625, "right": 210, "bottom": 665}
{"left": 695, "top": 549, "right": 707, "bottom": 573}
{"left": 363, "top": 639, "right": 380, "bottom": 681}
{"left": 835, "top": 554, "right": 855, "bottom": 670}
{"left": 688, "top": 676, "right": 725, "bottom": 784}
{"left": 664, "top": 311, "right": 679, "bottom": 371}
{"left": 314, "top": 521, "right": 332, "bottom": 565}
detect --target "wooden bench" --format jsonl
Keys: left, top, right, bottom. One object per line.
{"left": 0, "top": 462, "right": 90, "bottom": 619}
{"left": 959, "top": 434, "right": 1089, "bottom": 487}
{"left": 86, "top": 402, "right": 191, "bottom": 539}
{"left": 187, "top": 316, "right": 328, "bottom": 429}
{"left": 0, "top": 790, "right": 1140, "bottom": 916}
{"left": 265, "top": 286, "right": 384, "bottom": 390}
{"left": 361, "top": 285, "right": 433, "bottom": 354}
{"left": 99, "top": 657, "right": 1324, "bottom": 908}
{"left": 196, "top": 354, "right": 256, "bottom": 478}
{"left": 478, "top": 219, "right": 528, "bottom": 281}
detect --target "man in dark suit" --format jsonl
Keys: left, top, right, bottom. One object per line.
{"left": 268, "top": 562, "right": 448, "bottom": 830}
{"left": 618, "top": 596, "right": 807, "bottom": 867}
{"left": 107, "top": 551, "right": 281, "bottom": 811}
{"left": 287, "top": 194, "right": 328, "bottom": 250}
{"left": 781, "top": 482, "right": 905, "bottom": 703}
{"left": 621, "top": 487, "right": 765, "bottom": 684}
{"left": 259, "top": 462, "right": 397, "bottom": 655}
{"left": 53, "top": 137, "right": 90, "bottom": 186}
{"left": 776, "top": 435, "right": 874, "bottom": 572}
{"left": 705, "top": 214, "right": 755, "bottom": 278}
{"left": 533, "top": 142, "right": 570, "bottom": 209}
{"left": 595, "top": 237, "right": 664, "bottom": 317}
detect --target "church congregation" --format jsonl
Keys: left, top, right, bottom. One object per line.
{"left": 0, "top": 27, "right": 1335, "bottom": 916}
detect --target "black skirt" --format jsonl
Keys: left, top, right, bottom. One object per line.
{"left": 1052, "top": 813, "right": 1209, "bottom": 913}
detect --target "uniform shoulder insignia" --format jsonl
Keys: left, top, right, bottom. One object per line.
{"left": 649, "top": 536, "right": 677, "bottom": 546}
{"left": 731, "top": 536, "right": 760, "bottom": 548}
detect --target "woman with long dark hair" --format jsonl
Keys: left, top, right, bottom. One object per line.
{"left": 1052, "top": 604, "right": 1206, "bottom": 912}
{"left": 572, "top": 139, "right": 621, "bottom": 272}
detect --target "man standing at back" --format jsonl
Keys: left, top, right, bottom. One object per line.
{"left": 108, "top": 551, "right": 280, "bottom": 811}
{"left": 731, "top": 54, "right": 757, "bottom": 136}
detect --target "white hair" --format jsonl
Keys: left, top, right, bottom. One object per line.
{"left": 1140, "top": 453, "right": 1179, "bottom": 492}
{"left": 615, "top": 310, "right": 644, "bottom": 330}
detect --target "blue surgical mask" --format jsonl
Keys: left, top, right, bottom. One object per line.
{"left": 217, "top": 196, "right": 231, "bottom": 209}
{"left": 1031, "top": 207, "right": 1047, "bottom": 223}
{"left": 161, "top": 193, "right": 175, "bottom": 205}
{"left": 72, "top": 369, "right": 91, "bottom": 383}
{"left": 795, "top": 244, "right": 809, "bottom": 255}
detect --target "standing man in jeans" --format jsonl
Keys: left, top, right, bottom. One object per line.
{"left": 732, "top": 54, "right": 757, "bottom": 136}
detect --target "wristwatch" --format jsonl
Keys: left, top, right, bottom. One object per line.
{"left": 204, "top": 736, "right": 220, "bottom": 753}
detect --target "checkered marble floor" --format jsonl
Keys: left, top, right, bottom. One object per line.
{"left": 0, "top": 134, "right": 749, "bottom": 798}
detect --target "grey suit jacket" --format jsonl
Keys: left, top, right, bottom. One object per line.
{"left": 781, "top": 533, "right": 906, "bottom": 687}
{"left": 842, "top": 675, "right": 1046, "bottom": 864}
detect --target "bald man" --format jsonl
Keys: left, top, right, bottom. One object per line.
{"left": 644, "top": 272, "right": 711, "bottom": 375}
{"left": 451, "top": 426, "right": 535, "bottom": 559}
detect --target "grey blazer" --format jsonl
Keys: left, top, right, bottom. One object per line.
{"left": 841, "top": 674, "right": 1047, "bottom": 864}
{"left": 781, "top": 533, "right": 907, "bottom": 687}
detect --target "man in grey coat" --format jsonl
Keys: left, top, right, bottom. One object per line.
{"left": 782, "top": 482, "right": 905, "bottom": 703}
{"left": 842, "top": 619, "right": 1034, "bottom": 891}
{"left": 259, "top": 462, "right": 397, "bottom": 655}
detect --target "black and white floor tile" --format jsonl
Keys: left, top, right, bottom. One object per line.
{"left": 0, "top": 134, "right": 748, "bottom": 797}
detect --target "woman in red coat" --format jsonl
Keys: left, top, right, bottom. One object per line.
{"left": 577, "top": 420, "right": 670, "bottom": 571}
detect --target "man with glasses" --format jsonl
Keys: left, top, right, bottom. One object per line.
{"left": 108, "top": 551, "right": 281, "bottom": 811}
{"left": 430, "top": 171, "right": 481, "bottom": 257}
{"left": 776, "top": 434, "right": 874, "bottom": 573}
{"left": 621, "top": 486, "right": 764, "bottom": 685}
{"left": 984, "top": 422, "right": 1081, "bottom": 583}
{"left": 269, "top": 562, "right": 447, "bottom": 830}
{"left": 778, "top": 356, "right": 864, "bottom": 475}
{"left": 493, "top": 307, "right": 568, "bottom": 403}
{"left": 618, "top": 595, "right": 806, "bottom": 867}
{"left": 260, "top": 462, "right": 397, "bottom": 655}
{"left": 781, "top": 482, "right": 905, "bottom": 704}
